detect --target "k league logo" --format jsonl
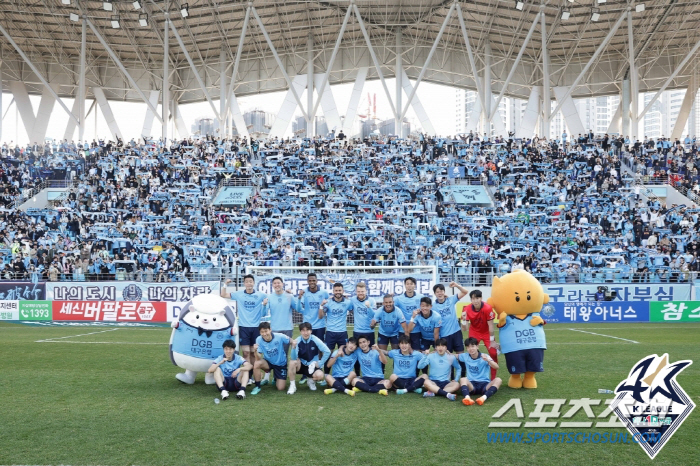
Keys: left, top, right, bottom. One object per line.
{"left": 612, "top": 353, "right": 694, "bottom": 459}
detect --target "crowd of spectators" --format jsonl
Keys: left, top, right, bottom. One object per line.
{"left": 0, "top": 129, "right": 698, "bottom": 284}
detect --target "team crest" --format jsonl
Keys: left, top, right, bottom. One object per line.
{"left": 123, "top": 284, "right": 143, "bottom": 301}
{"left": 612, "top": 353, "right": 694, "bottom": 459}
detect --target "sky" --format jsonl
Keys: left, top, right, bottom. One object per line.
{"left": 0, "top": 79, "right": 457, "bottom": 144}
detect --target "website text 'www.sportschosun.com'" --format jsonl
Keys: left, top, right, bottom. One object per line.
{"left": 487, "top": 432, "right": 662, "bottom": 444}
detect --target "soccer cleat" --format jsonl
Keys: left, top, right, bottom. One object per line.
{"left": 318, "top": 380, "right": 327, "bottom": 386}
{"left": 260, "top": 379, "right": 270, "bottom": 386}
{"left": 308, "top": 379, "right": 317, "bottom": 391}
{"left": 324, "top": 388, "right": 335, "bottom": 395}
{"left": 250, "top": 386, "right": 261, "bottom": 395}
{"left": 236, "top": 390, "right": 246, "bottom": 400}
{"left": 414, "top": 388, "right": 423, "bottom": 395}
{"left": 378, "top": 389, "right": 388, "bottom": 396}
{"left": 345, "top": 389, "right": 355, "bottom": 397}
{"left": 462, "top": 397, "right": 475, "bottom": 406}
{"left": 287, "top": 384, "right": 297, "bottom": 395}
{"left": 299, "top": 377, "right": 308, "bottom": 385}
{"left": 352, "top": 387, "right": 362, "bottom": 393}
{"left": 446, "top": 393, "right": 457, "bottom": 401}
{"left": 220, "top": 390, "right": 230, "bottom": 400}
{"left": 396, "top": 389, "right": 408, "bottom": 395}
{"left": 422, "top": 391, "right": 435, "bottom": 398}
{"left": 246, "top": 379, "right": 254, "bottom": 386}
{"left": 476, "top": 395, "right": 487, "bottom": 405}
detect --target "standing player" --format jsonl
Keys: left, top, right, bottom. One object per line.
{"left": 297, "top": 273, "right": 329, "bottom": 341}
{"left": 394, "top": 277, "right": 425, "bottom": 350}
{"left": 371, "top": 294, "right": 408, "bottom": 351}
{"left": 287, "top": 322, "right": 331, "bottom": 394}
{"left": 460, "top": 289, "right": 499, "bottom": 379}
{"left": 407, "top": 297, "right": 442, "bottom": 351}
{"left": 417, "top": 338, "right": 462, "bottom": 400}
{"left": 351, "top": 336, "right": 391, "bottom": 395}
{"left": 319, "top": 283, "right": 354, "bottom": 356}
{"left": 350, "top": 282, "right": 376, "bottom": 375}
{"left": 432, "top": 282, "right": 468, "bottom": 377}
{"left": 386, "top": 335, "right": 425, "bottom": 394}
{"left": 222, "top": 275, "right": 269, "bottom": 384}
{"left": 324, "top": 338, "right": 359, "bottom": 396}
{"left": 265, "top": 276, "right": 301, "bottom": 354}
{"left": 251, "top": 322, "right": 296, "bottom": 395}
{"left": 457, "top": 337, "right": 502, "bottom": 405}
{"left": 208, "top": 339, "right": 252, "bottom": 400}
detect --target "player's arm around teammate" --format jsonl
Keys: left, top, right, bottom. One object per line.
{"left": 458, "top": 337, "right": 502, "bottom": 406}
{"left": 417, "top": 339, "right": 462, "bottom": 400}
{"left": 324, "top": 340, "right": 358, "bottom": 396}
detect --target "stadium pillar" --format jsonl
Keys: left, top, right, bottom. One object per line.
{"left": 307, "top": 32, "right": 315, "bottom": 138}
{"left": 627, "top": 11, "right": 639, "bottom": 139}
{"left": 342, "top": 67, "right": 368, "bottom": 136}
{"left": 483, "top": 40, "right": 492, "bottom": 136}
{"left": 395, "top": 29, "right": 402, "bottom": 138}
{"left": 225, "top": 5, "right": 250, "bottom": 141}
{"left": 671, "top": 71, "right": 699, "bottom": 140}
{"left": 490, "top": 10, "right": 541, "bottom": 121}
{"left": 621, "top": 79, "right": 630, "bottom": 137}
{"left": 79, "top": 18, "right": 87, "bottom": 143}
{"left": 0, "top": 62, "right": 3, "bottom": 144}
{"left": 540, "top": 10, "right": 550, "bottom": 139}
{"left": 456, "top": 4, "right": 486, "bottom": 127}
{"left": 220, "top": 45, "right": 226, "bottom": 137}
{"left": 163, "top": 14, "right": 169, "bottom": 142}
{"left": 0, "top": 23, "right": 79, "bottom": 126}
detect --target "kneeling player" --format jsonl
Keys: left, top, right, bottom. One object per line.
{"left": 417, "top": 338, "right": 462, "bottom": 400}
{"left": 209, "top": 339, "right": 252, "bottom": 400}
{"left": 387, "top": 335, "right": 425, "bottom": 394}
{"left": 351, "top": 336, "right": 391, "bottom": 395}
{"left": 324, "top": 338, "right": 359, "bottom": 396}
{"left": 251, "top": 322, "right": 296, "bottom": 395}
{"left": 287, "top": 322, "right": 331, "bottom": 394}
{"left": 458, "top": 337, "right": 502, "bottom": 405}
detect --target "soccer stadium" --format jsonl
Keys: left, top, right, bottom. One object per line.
{"left": 0, "top": 0, "right": 699, "bottom": 465}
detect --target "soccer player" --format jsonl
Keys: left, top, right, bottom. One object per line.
{"left": 265, "top": 276, "right": 301, "bottom": 353}
{"left": 208, "top": 339, "right": 252, "bottom": 400}
{"left": 251, "top": 322, "right": 296, "bottom": 395}
{"left": 407, "top": 297, "right": 442, "bottom": 351}
{"left": 324, "top": 338, "right": 359, "bottom": 396}
{"left": 460, "top": 289, "right": 499, "bottom": 379}
{"left": 457, "top": 337, "right": 502, "bottom": 405}
{"left": 386, "top": 334, "right": 425, "bottom": 394}
{"left": 222, "top": 275, "right": 268, "bottom": 383}
{"left": 394, "top": 277, "right": 425, "bottom": 350}
{"left": 350, "top": 336, "right": 391, "bottom": 395}
{"left": 287, "top": 322, "right": 331, "bottom": 394}
{"left": 319, "top": 283, "right": 354, "bottom": 354}
{"left": 417, "top": 338, "right": 462, "bottom": 400}
{"left": 371, "top": 294, "right": 407, "bottom": 351}
{"left": 432, "top": 281, "right": 468, "bottom": 378}
{"left": 350, "top": 282, "right": 377, "bottom": 375}
{"left": 297, "top": 273, "right": 329, "bottom": 341}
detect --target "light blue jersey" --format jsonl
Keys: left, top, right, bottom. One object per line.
{"left": 300, "top": 288, "right": 329, "bottom": 329}
{"left": 388, "top": 349, "right": 423, "bottom": 378}
{"left": 213, "top": 354, "right": 246, "bottom": 378}
{"left": 418, "top": 352, "right": 461, "bottom": 381}
{"left": 432, "top": 295, "right": 460, "bottom": 337}
{"left": 351, "top": 296, "right": 376, "bottom": 333}
{"left": 499, "top": 313, "right": 547, "bottom": 354}
{"left": 255, "top": 332, "right": 290, "bottom": 367}
{"left": 373, "top": 308, "right": 407, "bottom": 337}
{"left": 413, "top": 311, "right": 442, "bottom": 341}
{"left": 321, "top": 298, "right": 354, "bottom": 332}
{"left": 265, "top": 291, "right": 300, "bottom": 332}
{"left": 356, "top": 348, "right": 384, "bottom": 379}
{"left": 231, "top": 290, "right": 267, "bottom": 328}
{"left": 457, "top": 352, "right": 492, "bottom": 383}
{"left": 394, "top": 292, "right": 424, "bottom": 334}
{"left": 330, "top": 349, "right": 358, "bottom": 378}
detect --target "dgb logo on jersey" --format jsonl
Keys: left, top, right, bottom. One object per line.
{"left": 612, "top": 353, "right": 694, "bottom": 459}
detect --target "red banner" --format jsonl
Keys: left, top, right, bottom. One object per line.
{"left": 52, "top": 301, "right": 167, "bottom": 322}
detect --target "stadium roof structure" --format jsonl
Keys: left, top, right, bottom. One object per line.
{"left": 1, "top": 0, "right": 699, "bottom": 140}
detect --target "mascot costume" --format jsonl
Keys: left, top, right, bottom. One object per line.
{"left": 487, "top": 270, "right": 548, "bottom": 389}
{"left": 170, "top": 294, "right": 238, "bottom": 384}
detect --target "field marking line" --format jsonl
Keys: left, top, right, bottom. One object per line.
{"left": 547, "top": 326, "right": 690, "bottom": 330}
{"left": 35, "top": 328, "right": 120, "bottom": 343}
{"left": 36, "top": 341, "right": 167, "bottom": 345}
{"left": 568, "top": 328, "right": 639, "bottom": 344}
{"left": 547, "top": 342, "right": 631, "bottom": 345}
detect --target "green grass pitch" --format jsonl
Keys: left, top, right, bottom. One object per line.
{"left": 0, "top": 321, "right": 698, "bottom": 466}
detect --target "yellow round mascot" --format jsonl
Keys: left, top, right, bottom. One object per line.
{"left": 486, "top": 270, "right": 548, "bottom": 389}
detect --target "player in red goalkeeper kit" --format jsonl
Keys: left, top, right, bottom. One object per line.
{"left": 460, "top": 290, "right": 499, "bottom": 380}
